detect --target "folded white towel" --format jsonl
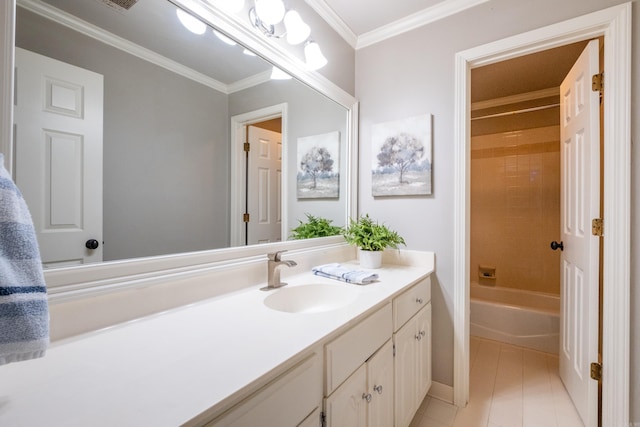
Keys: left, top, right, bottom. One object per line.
{"left": 0, "top": 154, "right": 49, "bottom": 366}
{"left": 312, "top": 263, "right": 379, "bottom": 285}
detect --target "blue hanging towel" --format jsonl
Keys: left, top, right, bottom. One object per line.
{"left": 0, "top": 154, "right": 49, "bottom": 365}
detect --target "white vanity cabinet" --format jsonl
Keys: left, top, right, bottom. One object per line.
{"left": 203, "top": 276, "right": 432, "bottom": 427}
{"left": 393, "top": 277, "right": 432, "bottom": 427}
{"left": 322, "top": 274, "right": 432, "bottom": 427}
{"left": 323, "top": 304, "right": 393, "bottom": 427}
{"left": 208, "top": 351, "right": 323, "bottom": 427}
{"left": 324, "top": 340, "right": 394, "bottom": 427}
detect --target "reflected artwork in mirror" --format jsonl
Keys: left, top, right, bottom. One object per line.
{"left": 13, "top": 0, "right": 350, "bottom": 268}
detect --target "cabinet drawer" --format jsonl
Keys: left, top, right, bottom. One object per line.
{"left": 210, "top": 352, "right": 322, "bottom": 426}
{"left": 325, "top": 303, "right": 392, "bottom": 395}
{"left": 393, "top": 276, "right": 431, "bottom": 332}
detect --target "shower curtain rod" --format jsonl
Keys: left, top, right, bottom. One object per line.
{"left": 471, "top": 103, "right": 560, "bottom": 121}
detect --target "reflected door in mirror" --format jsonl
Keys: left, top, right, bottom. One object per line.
{"left": 247, "top": 125, "right": 282, "bottom": 245}
{"left": 14, "top": 48, "right": 104, "bottom": 267}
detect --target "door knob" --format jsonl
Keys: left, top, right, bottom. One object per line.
{"left": 85, "top": 239, "right": 100, "bottom": 250}
{"left": 550, "top": 241, "right": 564, "bottom": 251}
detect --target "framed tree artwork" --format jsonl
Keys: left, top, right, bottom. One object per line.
{"left": 296, "top": 131, "right": 340, "bottom": 199}
{"left": 371, "top": 114, "right": 432, "bottom": 196}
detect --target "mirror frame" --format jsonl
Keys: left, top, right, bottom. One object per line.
{"left": 0, "top": 0, "right": 358, "bottom": 298}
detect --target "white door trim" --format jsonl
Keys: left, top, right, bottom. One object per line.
{"left": 230, "top": 103, "right": 288, "bottom": 247}
{"left": 452, "top": 4, "right": 631, "bottom": 427}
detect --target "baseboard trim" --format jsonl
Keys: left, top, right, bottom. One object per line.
{"left": 428, "top": 381, "right": 454, "bottom": 404}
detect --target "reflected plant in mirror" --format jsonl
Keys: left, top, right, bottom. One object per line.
{"left": 13, "top": 0, "right": 349, "bottom": 268}
{"left": 290, "top": 213, "right": 343, "bottom": 240}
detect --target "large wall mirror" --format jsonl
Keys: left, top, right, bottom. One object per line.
{"left": 4, "top": 0, "right": 357, "bottom": 286}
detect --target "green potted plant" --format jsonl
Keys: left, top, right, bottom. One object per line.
{"left": 290, "top": 213, "right": 343, "bottom": 240}
{"left": 342, "top": 214, "right": 406, "bottom": 268}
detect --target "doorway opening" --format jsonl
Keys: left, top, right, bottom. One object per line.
{"left": 467, "top": 39, "right": 601, "bottom": 426}
{"left": 452, "top": 4, "right": 631, "bottom": 427}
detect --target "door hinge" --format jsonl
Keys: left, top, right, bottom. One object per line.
{"left": 243, "top": 142, "right": 250, "bottom": 152}
{"left": 393, "top": 343, "right": 396, "bottom": 357}
{"left": 592, "top": 218, "right": 603, "bottom": 237}
{"left": 243, "top": 213, "right": 250, "bottom": 223}
{"left": 592, "top": 72, "right": 604, "bottom": 93}
{"left": 320, "top": 411, "right": 326, "bottom": 427}
{"left": 590, "top": 362, "right": 602, "bottom": 381}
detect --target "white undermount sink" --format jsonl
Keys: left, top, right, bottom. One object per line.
{"left": 263, "top": 284, "right": 360, "bottom": 314}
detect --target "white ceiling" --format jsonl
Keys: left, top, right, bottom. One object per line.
{"left": 322, "top": 0, "right": 447, "bottom": 35}
{"left": 305, "top": 0, "right": 489, "bottom": 49}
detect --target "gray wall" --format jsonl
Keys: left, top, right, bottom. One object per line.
{"left": 229, "top": 79, "right": 348, "bottom": 236}
{"left": 16, "top": 9, "right": 231, "bottom": 261}
{"left": 355, "top": 0, "right": 639, "bottom": 416}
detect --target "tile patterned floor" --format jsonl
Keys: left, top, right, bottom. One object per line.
{"left": 410, "top": 337, "right": 584, "bottom": 427}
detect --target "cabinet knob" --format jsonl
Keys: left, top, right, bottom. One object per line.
{"left": 416, "top": 297, "right": 423, "bottom": 304}
{"left": 420, "top": 330, "right": 426, "bottom": 337}
{"left": 415, "top": 334, "right": 422, "bottom": 341}
{"left": 362, "top": 393, "right": 372, "bottom": 403}
{"left": 373, "top": 384, "right": 383, "bottom": 394}
{"left": 85, "top": 239, "right": 99, "bottom": 250}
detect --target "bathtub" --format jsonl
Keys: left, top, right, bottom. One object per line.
{"left": 470, "top": 283, "right": 560, "bottom": 354}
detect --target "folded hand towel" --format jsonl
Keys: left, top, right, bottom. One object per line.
{"left": 0, "top": 154, "right": 49, "bottom": 366}
{"left": 312, "top": 263, "right": 379, "bottom": 285}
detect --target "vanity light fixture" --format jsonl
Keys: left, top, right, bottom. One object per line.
{"left": 254, "top": 0, "right": 285, "bottom": 25}
{"left": 283, "top": 10, "right": 310, "bottom": 45}
{"left": 176, "top": 8, "right": 207, "bottom": 35}
{"left": 304, "top": 40, "right": 327, "bottom": 70}
{"left": 248, "top": 1, "right": 326, "bottom": 69}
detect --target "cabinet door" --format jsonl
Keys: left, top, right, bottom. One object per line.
{"left": 298, "top": 407, "right": 321, "bottom": 427}
{"left": 367, "top": 340, "right": 394, "bottom": 427}
{"left": 394, "top": 316, "right": 418, "bottom": 427}
{"left": 416, "top": 304, "right": 432, "bottom": 403}
{"left": 210, "top": 352, "right": 322, "bottom": 427}
{"left": 325, "top": 364, "right": 367, "bottom": 427}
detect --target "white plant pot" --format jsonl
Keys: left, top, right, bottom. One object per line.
{"left": 359, "top": 249, "right": 382, "bottom": 269}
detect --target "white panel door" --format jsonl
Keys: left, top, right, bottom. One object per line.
{"left": 558, "top": 39, "right": 600, "bottom": 427}
{"left": 247, "top": 125, "right": 282, "bottom": 245}
{"left": 14, "top": 48, "right": 104, "bottom": 267}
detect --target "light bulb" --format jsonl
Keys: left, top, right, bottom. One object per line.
{"left": 176, "top": 9, "right": 206, "bottom": 35}
{"left": 213, "top": 30, "right": 237, "bottom": 46}
{"left": 270, "top": 66, "right": 292, "bottom": 80}
{"left": 254, "top": 0, "right": 285, "bottom": 25}
{"left": 284, "top": 10, "right": 310, "bottom": 45}
{"left": 304, "top": 41, "right": 327, "bottom": 70}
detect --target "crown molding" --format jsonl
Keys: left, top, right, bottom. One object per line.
{"left": 357, "top": 0, "right": 489, "bottom": 50}
{"left": 227, "top": 69, "right": 272, "bottom": 93}
{"left": 471, "top": 87, "right": 559, "bottom": 111}
{"left": 304, "top": 0, "right": 358, "bottom": 49}
{"left": 17, "top": 0, "right": 229, "bottom": 94}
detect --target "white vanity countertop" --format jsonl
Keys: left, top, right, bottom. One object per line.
{"left": 0, "top": 260, "right": 433, "bottom": 426}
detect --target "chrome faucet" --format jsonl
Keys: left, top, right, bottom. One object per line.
{"left": 262, "top": 250, "right": 297, "bottom": 291}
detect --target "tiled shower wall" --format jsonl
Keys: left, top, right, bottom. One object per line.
{"left": 470, "top": 126, "right": 560, "bottom": 295}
